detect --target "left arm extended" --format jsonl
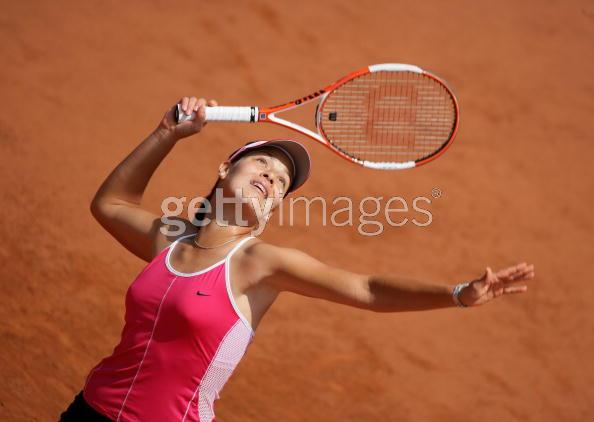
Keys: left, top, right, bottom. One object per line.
{"left": 367, "top": 262, "right": 534, "bottom": 312}
{"left": 254, "top": 243, "right": 535, "bottom": 312}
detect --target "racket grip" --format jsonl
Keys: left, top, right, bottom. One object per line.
{"left": 175, "top": 105, "right": 258, "bottom": 123}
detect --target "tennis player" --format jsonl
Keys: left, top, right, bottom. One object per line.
{"left": 59, "top": 97, "right": 535, "bottom": 422}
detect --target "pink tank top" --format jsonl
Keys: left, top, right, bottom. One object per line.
{"left": 83, "top": 234, "right": 256, "bottom": 422}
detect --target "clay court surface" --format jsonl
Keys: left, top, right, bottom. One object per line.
{"left": 1, "top": 1, "right": 593, "bottom": 420}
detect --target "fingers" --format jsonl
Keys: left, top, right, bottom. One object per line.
{"left": 181, "top": 96, "right": 190, "bottom": 114}
{"left": 473, "top": 262, "right": 534, "bottom": 305}
{"left": 517, "top": 264, "right": 535, "bottom": 281}
{"left": 484, "top": 266, "right": 495, "bottom": 285}
{"left": 495, "top": 263, "right": 535, "bottom": 283}
{"left": 495, "top": 263, "right": 525, "bottom": 279}
{"left": 484, "top": 266, "right": 505, "bottom": 298}
{"left": 514, "top": 264, "right": 534, "bottom": 281}
{"left": 195, "top": 97, "right": 207, "bottom": 111}
{"left": 178, "top": 97, "right": 217, "bottom": 117}
{"left": 198, "top": 99, "right": 218, "bottom": 126}
{"left": 196, "top": 105, "right": 207, "bottom": 127}
{"left": 503, "top": 285, "right": 528, "bottom": 294}
{"left": 473, "top": 267, "right": 493, "bottom": 296}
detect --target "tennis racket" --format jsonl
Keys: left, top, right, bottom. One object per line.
{"left": 175, "top": 63, "right": 459, "bottom": 170}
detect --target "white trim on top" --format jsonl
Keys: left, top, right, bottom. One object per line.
{"left": 165, "top": 233, "right": 227, "bottom": 277}
{"left": 164, "top": 232, "right": 256, "bottom": 335}
{"left": 224, "top": 237, "right": 256, "bottom": 336}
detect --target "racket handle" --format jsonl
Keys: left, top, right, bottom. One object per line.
{"left": 175, "top": 105, "right": 258, "bottom": 123}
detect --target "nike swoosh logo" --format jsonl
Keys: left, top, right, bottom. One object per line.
{"left": 196, "top": 291, "right": 211, "bottom": 296}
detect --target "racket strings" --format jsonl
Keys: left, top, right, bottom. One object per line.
{"left": 319, "top": 71, "right": 456, "bottom": 164}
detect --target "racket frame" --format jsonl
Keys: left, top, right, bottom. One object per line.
{"left": 176, "top": 63, "right": 459, "bottom": 169}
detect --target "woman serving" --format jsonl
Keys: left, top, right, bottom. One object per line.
{"left": 60, "top": 97, "right": 535, "bottom": 422}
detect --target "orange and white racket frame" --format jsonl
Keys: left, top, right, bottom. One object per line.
{"left": 176, "top": 63, "right": 460, "bottom": 170}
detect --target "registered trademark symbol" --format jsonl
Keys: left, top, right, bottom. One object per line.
{"left": 431, "top": 188, "right": 442, "bottom": 199}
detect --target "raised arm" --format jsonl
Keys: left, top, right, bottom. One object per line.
{"left": 254, "top": 243, "right": 535, "bottom": 312}
{"left": 90, "top": 97, "right": 216, "bottom": 262}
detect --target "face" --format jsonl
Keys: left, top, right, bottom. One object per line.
{"left": 217, "top": 147, "right": 294, "bottom": 224}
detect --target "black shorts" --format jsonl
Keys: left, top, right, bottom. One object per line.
{"left": 59, "top": 391, "right": 113, "bottom": 422}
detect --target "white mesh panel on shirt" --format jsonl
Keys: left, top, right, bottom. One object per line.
{"left": 197, "top": 320, "right": 253, "bottom": 422}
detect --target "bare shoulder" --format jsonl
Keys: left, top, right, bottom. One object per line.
{"left": 239, "top": 239, "right": 302, "bottom": 273}
{"left": 236, "top": 240, "right": 333, "bottom": 291}
{"left": 230, "top": 239, "right": 293, "bottom": 289}
{"left": 153, "top": 217, "right": 199, "bottom": 254}
{"left": 232, "top": 238, "right": 275, "bottom": 280}
{"left": 234, "top": 239, "right": 371, "bottom": 308}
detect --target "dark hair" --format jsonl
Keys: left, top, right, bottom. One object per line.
{"left": 191, "top": 183, "right": 217, "bottom": 226}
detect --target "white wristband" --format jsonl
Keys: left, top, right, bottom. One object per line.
{"left": 452, "top": 282, "right": 470, "bottom": 308}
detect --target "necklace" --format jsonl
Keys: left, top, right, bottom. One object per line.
{"left": 193, "top": 233, "right": 245, "bottom": 249}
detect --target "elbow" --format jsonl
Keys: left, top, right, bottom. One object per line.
{"left": 360, "top": 275, "right": 381, "bottom": 312}
{"left": 90, "top": 196, "right": 100, "bottom": 215}
{"left": 90, "top": 197, "right": 106, "bottom": 222}
{"left": 90, "top": 191, "right": 128, "bottom": 218}
{"left": 90, "top": 196, "right": 116, "bottom": 222}
{"left": 364, "top": 275, "right": 390, "bottom": 313}
{"left": 366, "top": 298, "right": 385, "bottom": 313}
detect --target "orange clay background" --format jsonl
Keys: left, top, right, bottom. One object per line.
{"left": 1, "top": 1, "right": 593, "bottom": 421}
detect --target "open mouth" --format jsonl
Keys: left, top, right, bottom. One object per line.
{"left": 250, "top": 181, "right": 269, "bottom": 199}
